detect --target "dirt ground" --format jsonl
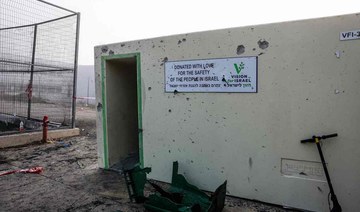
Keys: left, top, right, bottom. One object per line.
{"left": 0, "top": 107, "right": 296, "bottom": 212}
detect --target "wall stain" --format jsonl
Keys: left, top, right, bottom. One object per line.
{"left": 249, "top": 157, "right": 253, "bottom": 168}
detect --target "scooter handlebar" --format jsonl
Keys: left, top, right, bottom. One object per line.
{"left": 321, "top": 133, "right": 338, "bottom": 139}
{"left": 301, "top": 133, "right": 338, "bottom": 143}
{"left": 301, "top": 138, "right": 315, "bottom": 143}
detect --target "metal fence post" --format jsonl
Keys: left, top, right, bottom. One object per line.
{"left": 27, "top": 24, "right": 37, "bottom": 120}
{"left": 71, "top": 13, "right": 80, "bottom": 128}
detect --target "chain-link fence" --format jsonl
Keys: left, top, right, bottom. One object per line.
{"left": 0, "top": 0, "right": 80, "bottom": 134}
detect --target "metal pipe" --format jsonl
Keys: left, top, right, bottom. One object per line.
{"left": 0, "top": 13, "right": 77, "bottom": 31}
{"left": 315, "top": 142, "right": 335, "bottom": 195}
{"left": 36, "top": 0, "right": 77, "bottom": 14}
{"left": 0, "top": 59, "right": 73, "bottom": 70}
{"left": 315, "top": 141, "right": 342, "bottom": 212}
{"left": 27, "top": 25, "right": 37, "bottom": 120}
{"left": 71, "top": 13, "right": 81, "bottom": 128}
{"left": 0, "top": 69, "right": 73, "bottom": 73}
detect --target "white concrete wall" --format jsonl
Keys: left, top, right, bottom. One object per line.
{"left": 94, "top": 13, "right": 360, "bottom": 211}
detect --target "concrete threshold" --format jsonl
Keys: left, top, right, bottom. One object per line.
{"left": 0, "top": 128, "right": 80, "bottom": 148}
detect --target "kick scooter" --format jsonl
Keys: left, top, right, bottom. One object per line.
{"left": 300, "top": 133, "right": 342, "bottom": 212}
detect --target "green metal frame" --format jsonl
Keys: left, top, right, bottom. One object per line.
{"left": 100, "top": 52, "right": 143, "bottom": 169}
{"left": 126, "top": 161, "right": 227, "bottom": 212}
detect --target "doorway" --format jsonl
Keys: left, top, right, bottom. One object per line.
{"left": 102, "top": 53, "right": 142, "bottom": 170}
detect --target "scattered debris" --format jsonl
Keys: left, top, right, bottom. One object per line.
{"left": 77, "top": 161, "right": 86, "bottom": 169}
{"left": 57, "top": 141, "right": 71, "bottom": 148}
{"left": 46, "top": 140, "right": 55, "bottom": 144}
{"left": 0, "top": 166, "right": 43, "bottom": 176}
{"left": 299, "top": 172, "right": 307, "bottom": 176}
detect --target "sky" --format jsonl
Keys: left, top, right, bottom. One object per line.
{"left": 48, "top": 0, "right": 360, "bottom": 65}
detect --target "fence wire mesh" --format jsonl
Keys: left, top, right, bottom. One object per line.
{"left": 0, "top": 0, "right": 79, "bottom": 134}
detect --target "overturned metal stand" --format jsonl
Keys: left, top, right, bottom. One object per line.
{"left": 124, "top": 161, "right": 227, "bottom": 212}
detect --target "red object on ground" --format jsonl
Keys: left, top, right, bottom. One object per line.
{"left": 0, "top": 167, "right": 44, "bottom": 176}
{"left": 42, "top": 115, "right": 49, "bottom": 142}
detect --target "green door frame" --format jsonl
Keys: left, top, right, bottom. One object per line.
{"left": 100, "top": 52, "right": 143, "bottom": 169}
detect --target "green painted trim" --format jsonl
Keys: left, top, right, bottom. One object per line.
{"left": 136, "top": 53, "right": 144, "bottom": 168}
{"left": 100, "top": 57, "right": 109, "bottom": 169}
{"left": 100, "top": 52, "right": 143, "bottom": 169}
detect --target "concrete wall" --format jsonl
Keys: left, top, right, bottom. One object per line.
{"left": 94, "top": 13, "right": 360, "bottom": 211}
{"left": 0, "top": 128, "right": 80, "bottom": 148}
